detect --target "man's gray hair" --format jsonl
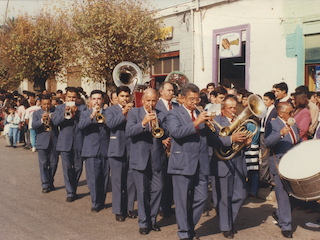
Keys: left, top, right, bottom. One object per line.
{"left": 181, "top": 83, "right": 199, "bottom": 97}
{"left": 159, "top": 82, "right": 173, "bottom": 92}
{"left": 276, "top": 102, "right": 291, "bottom": 114}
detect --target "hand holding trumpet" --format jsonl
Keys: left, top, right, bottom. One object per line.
{"left": 122, "top": 102, "right": 133, "bottom": 115}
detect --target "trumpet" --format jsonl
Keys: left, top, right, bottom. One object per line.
{"left": 150, "top": 106, "right": 164, "bottom": 138}
{"left": 64, "top": 107, "right": 72, "bottom": 120}
{"left": 194, "top": 105, "right": 223, "bottom": 132}
{"left": 95, "top": 105, "right": 105, "bottom": 124}
{"left": 44, "top": 107, "right": 52, "bottom": 132}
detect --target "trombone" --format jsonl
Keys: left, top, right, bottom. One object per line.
{"left": 150, "top": 106, "right": 164, "bottom": 138}
{"left": 43, "top": 107, "right": 52, "bottom": 132}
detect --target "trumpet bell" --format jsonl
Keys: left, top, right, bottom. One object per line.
{"left": 152, "top": 127, "right": 164, "bottom": 139}
{"left": 64, "top": 111, "right": 72, "bottom": 120}
{"left": 96, "top": 114, "right": 105, "bottom": 124}
{"left": 113, "top": 62, "right": 143, "bottom": 92}
{"left": 44, "top": 125, "right": 52, "bottom": 132}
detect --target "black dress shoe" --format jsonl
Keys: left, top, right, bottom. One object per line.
{"left": 272, "top": 211, "right": 278, "bottom": 222}
{"left": 127, "top": 211, "right": 137, "bottom": 219}
{"left": 281, "top": 230, "right": 293, "bottom": 238}
{"left": 91, "top": 206, "right": 101, "bottom": 213}
{"left": 223, "top": 230, "right": 234, "bottom": 239}
{"left": 139, "top": 227, "right": 150, "bottom": 235}
{"left": 42, "top": 188, "right": 50, "bottom": 193}
{"left": 116, "top": 214, "right": 125, "bottom": 222}
{"left": 190, "top": 230, "right": 200, "bottom": 239}
{"left": 151, "top": 223, "right": 161, "bottom": 231}
{"left": 66, "top": 195, "right": 77, "bottom": 202}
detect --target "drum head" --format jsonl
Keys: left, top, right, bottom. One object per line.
{"left": 278, "top": 139, "right": 320, "bottom": 180}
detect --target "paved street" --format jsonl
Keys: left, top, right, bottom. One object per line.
{"left": 0, "top": 137, "right": 320, "bottom": 240}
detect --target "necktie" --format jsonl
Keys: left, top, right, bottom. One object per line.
{"left": 289, "top": 126, "right": 297, "bottom": 145}
{"left": 122, "top": 106, "right": 127, "bottom": 119}
{"left": 168, "top": 102, "right": 172, "bottom": 110}
{"left": 191, "top": 111, "right": 200, "bottom": 136}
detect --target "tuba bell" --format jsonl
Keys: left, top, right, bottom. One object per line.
{"left": 214, "top": 94, "right": 267, "bottom": 161}
{"left": 164, "top": 71, "right": 189, "bottom": 98}
{"left": 113, "top": 61, "right": 143, "bottom": 92}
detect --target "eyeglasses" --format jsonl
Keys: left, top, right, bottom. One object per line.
{"left": 186, "top": 97, "right": 201, "bottom": 102}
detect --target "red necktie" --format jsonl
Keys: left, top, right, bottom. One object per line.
{"left": 191, "top": 111, "right": 200, "bottom": 136}
{"left": 289, "top": 127, "right": 297, "bottom": 144}
{"left": 122, "top": 106, "right": 127, "bottom": 119}
{"left": 168, "top": 102, "right": 172, "bottom": 110}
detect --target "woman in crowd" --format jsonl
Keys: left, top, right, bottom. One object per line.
{"left": 291, "top": 92, "right": 311, "bottom": 141}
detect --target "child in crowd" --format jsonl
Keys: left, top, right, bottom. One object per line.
{"left": 6, "top": 106, "right": 20, "bottom": 148}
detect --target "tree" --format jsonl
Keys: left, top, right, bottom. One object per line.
{"left": 0, "top": 18, "right": 21, "bottom": 91}
{"left": 0, "top": 10, "right": 75, "bottom": 91}
{"left": 70, "top": 0, "right": 165, "bottom": 88}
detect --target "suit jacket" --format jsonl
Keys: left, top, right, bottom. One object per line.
{"left": 78, "top": 108, "right": 109, "bottom": 158}
{"left": 105, "top": 104, "right": 129, "bottom": 158}
{"left": 263, "top": 107, "right": 277, "bottom": 128}
{"left": 265, "top": 116, "right": 301, "bottom": 175}
{"left": 167, "top": 106, "right": 211, "bottom": 176}
{"left": 210, "top": 115, "right": 247, "bottom": 178}
{"left": 52, "top": 103, "right": 86, "bottom": 152}
{"left": 155, "top": 99, "right": 179, "bottom": 113}
{"left": 32, "top": 108, "right": 59, "bottom": 150}
{"left": 126, "top": 107, "right": 167, "bottom": 171}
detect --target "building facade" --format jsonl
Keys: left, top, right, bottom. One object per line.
{"left": 155, "top": 0, "right": 320, "bottom": 95}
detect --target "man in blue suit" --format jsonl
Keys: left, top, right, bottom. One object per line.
{"left": 78, "top": 90, "right": 110, "bottom": 212}
{"left": 265, "top": 102, "right": 300, "bottom": 238}
{"left": 105, "top": 86, "right": 136, "bottom": 222}
{"left": 260, "top": 91, "right": 277, "bottom": 185}
{"left": 126, "top": 88, "right": 167, "bottom": 235}
{"left": 211, "top": 95, "right": 252, "bottom": 239}
{"left": 32, "top": 95, "right": 59, "bottom": 193}
{"left": 167, "top": 83, "right": 212, "bottom": 240}
{"left": 155, "top": 82, "right": 179, "bottom": 218}
{"left": 52, "top": 87, "right": 85, "bottom": 202}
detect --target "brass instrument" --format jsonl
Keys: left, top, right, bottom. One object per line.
{"left": 214, "top": 94, "right": 267, "bottom": 161}
{"left": 150, "top": 106, "right": 164, "bottom": 138}
{"left": 44, "top": 107, "right": 52, "bottom": 132}
{"left": 64, "top": 107, "right": 72, "bottom": 120}
{"left": 194, "top": 105, "right": 222, "bottom": 132}
{"left": 164, "top": 71, "right": 189, "bottom": 98}
{"left": 95, "top": 105, "right": 105, "bottom": 124}
{"left": 287, "top": 117, "right": 296, "bottom": 126}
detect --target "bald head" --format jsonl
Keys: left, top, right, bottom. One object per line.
{"left": 277, "top": 102, "right": 293, "bottom": 121}
{"left": 142, "top": 88, "right": 158, "bottom": 111}
{"left": 142, "top": 88, "right": 157, "bottom": 99}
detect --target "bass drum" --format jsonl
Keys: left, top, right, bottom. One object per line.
{"left": 278, "top": 139, "right": 320, "bottom": 201}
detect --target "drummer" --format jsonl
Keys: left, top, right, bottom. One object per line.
{"left": 264, "top": 102, "right": 301, "bottom": 239}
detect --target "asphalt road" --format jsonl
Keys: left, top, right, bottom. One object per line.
{"left": 0, "top": 137, "right": 319, "bottom": 240}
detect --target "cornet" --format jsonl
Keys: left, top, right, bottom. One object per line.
{"left": 64, "top": 107, "right": 72, "bottom": 120}
{"left": 95, "top": 105, "right": 105, "bottom": 124}
{"left": 43, "top": 107, "right": 52, "bottom": 132}
{"left": 194, "top": 105, "right": 222, "bottom": 132}
{"left": 150, "top": 106, "right": 164, "bottom": 138}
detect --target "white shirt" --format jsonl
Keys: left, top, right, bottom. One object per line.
{"left": 260, "top": 104, "right": 275, "bottom": 132}
{"left": 25, "top": 106, "right": 41, "bottom": 129}
{"left": 182, "top": 104, "right": 197, "bottom": 119}
{"left": 159, "top": 98, "right": 172, "bottom": 111}
{"left": 280, "top": 95, "right": 290, "bottom": 102}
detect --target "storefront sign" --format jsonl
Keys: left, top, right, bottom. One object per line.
{"left": 316, "top": 65, "right": 320, "bottom": 92}
{"left": 219, "top": 32, "right": 242, "bottom": 59}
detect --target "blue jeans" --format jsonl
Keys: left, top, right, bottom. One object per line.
{"left": 248, "top": 171, "right": 259, "bottom": 196}
{"left": 30, "top": 128, "right": 37, "bottom": 148}
{"left": 9, "top": 127, "right": 18, "bottom": 146}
